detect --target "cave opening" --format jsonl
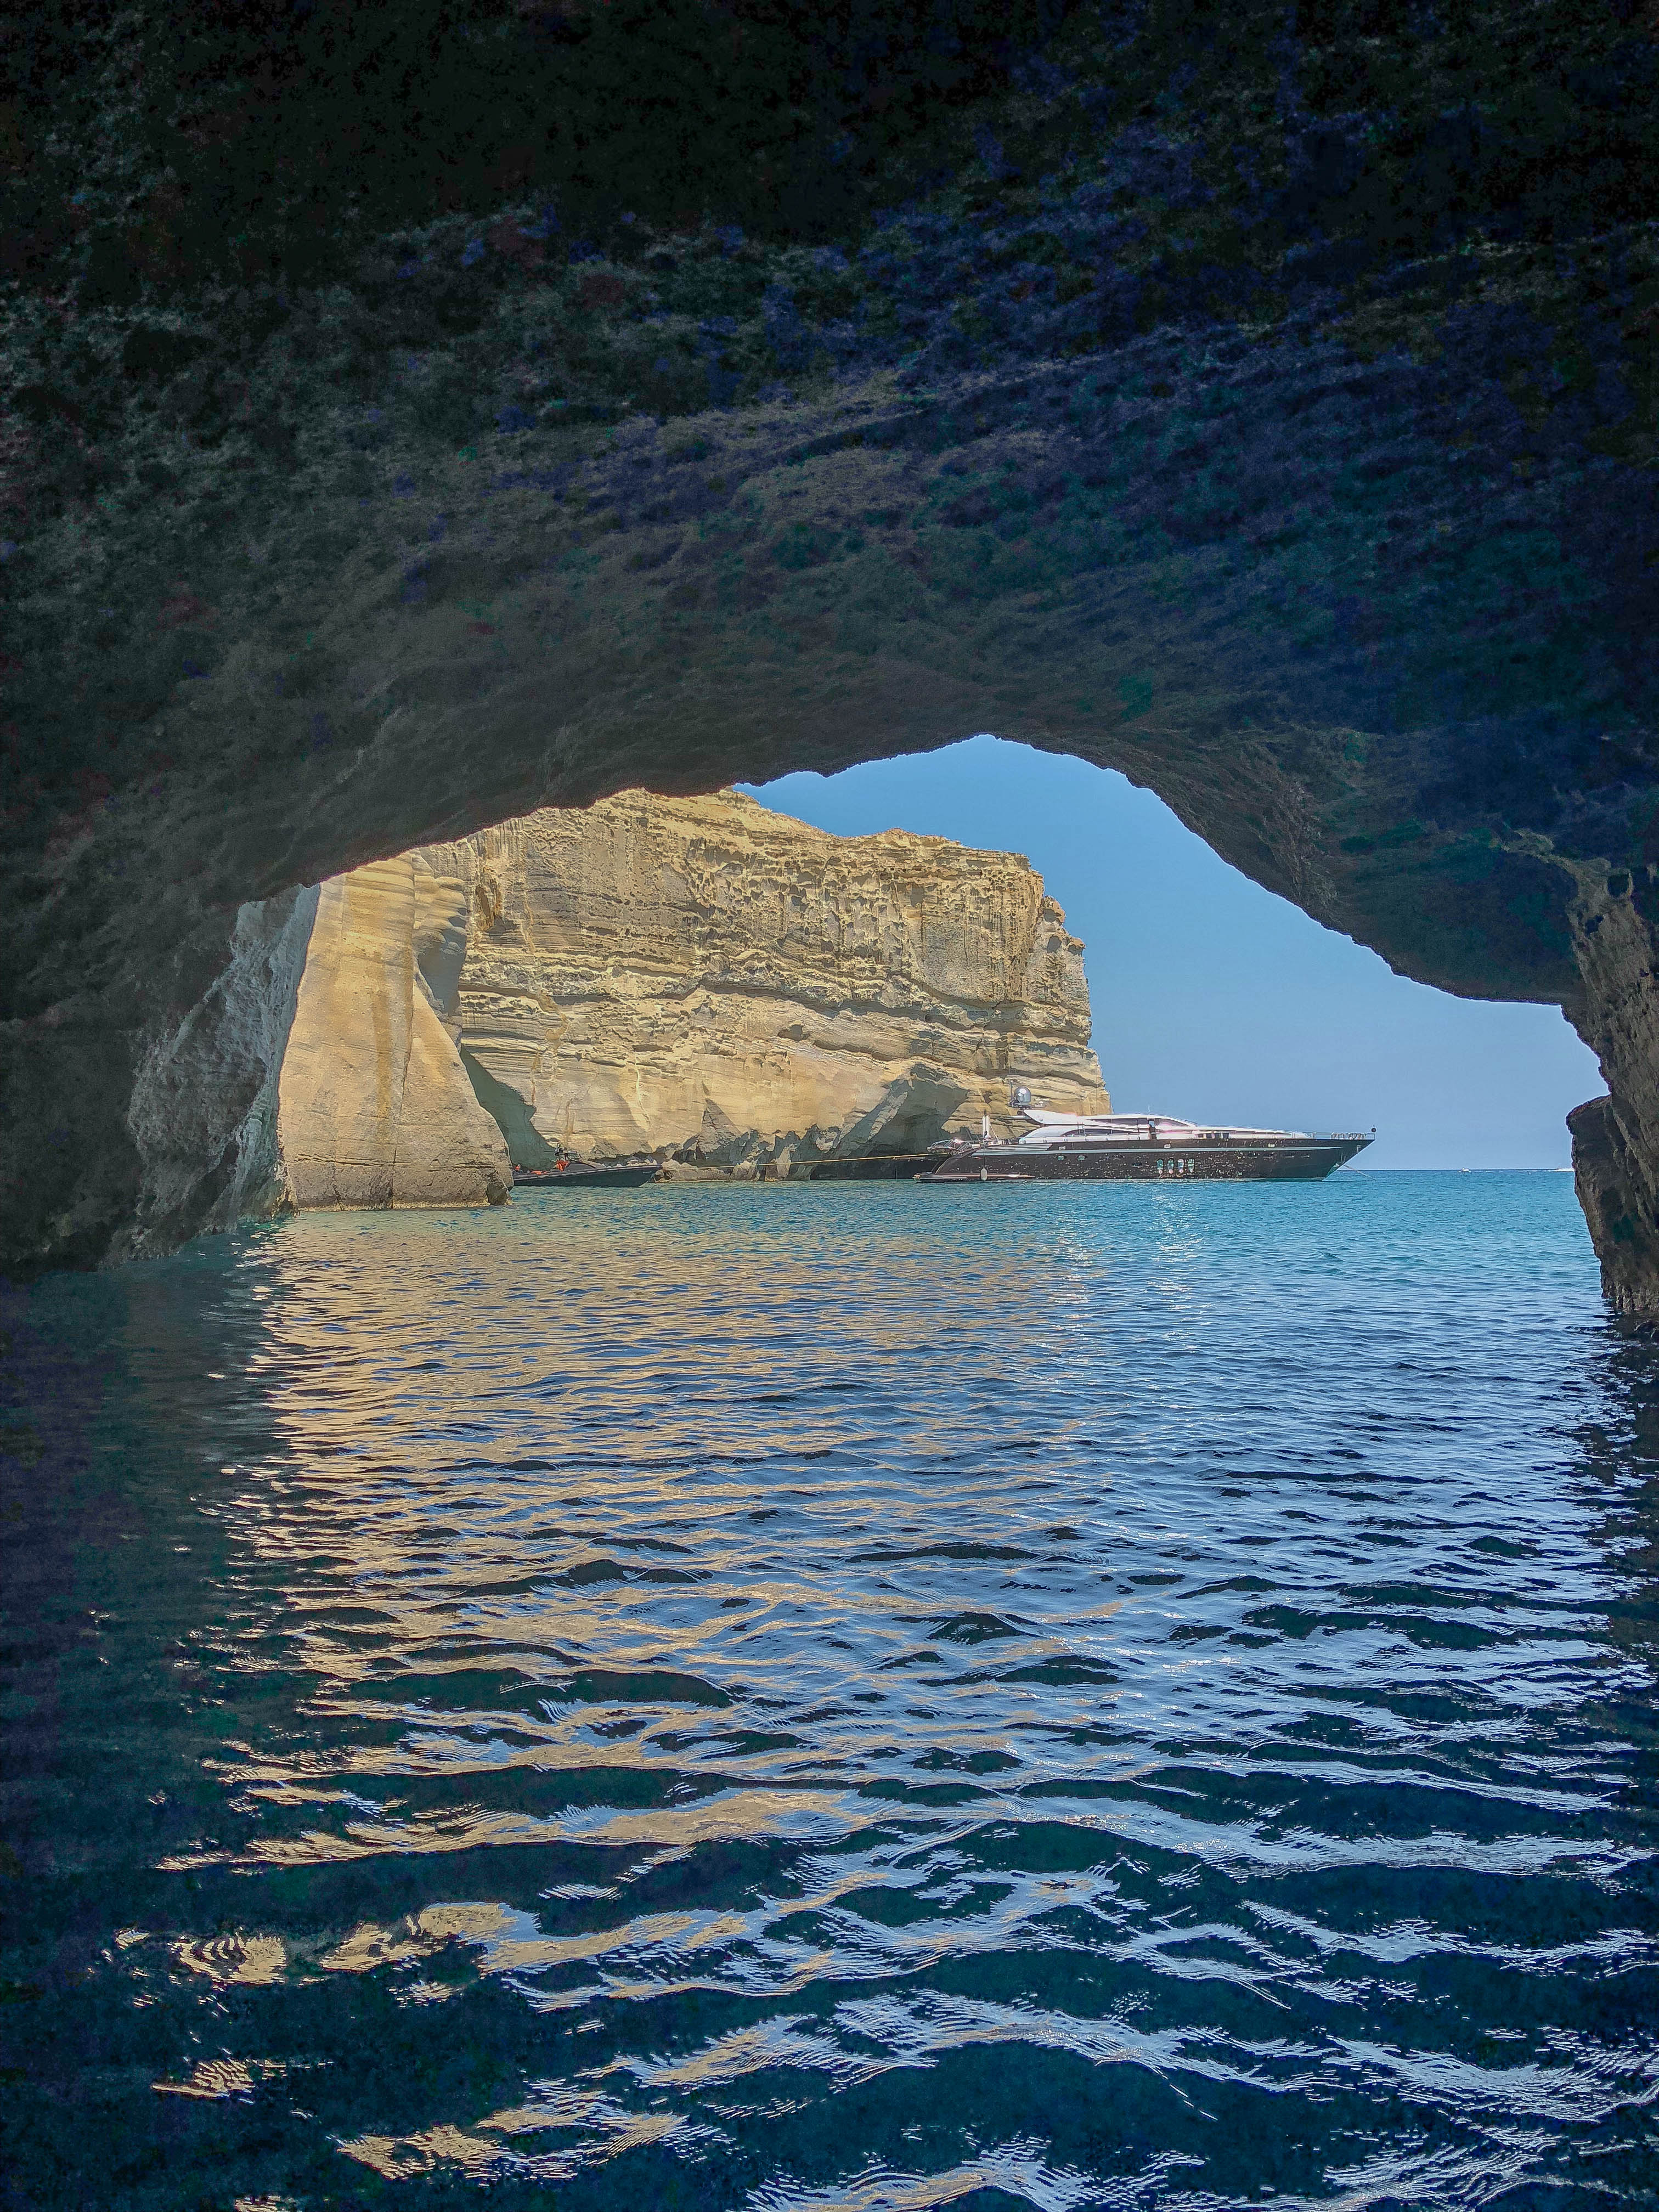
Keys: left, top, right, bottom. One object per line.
{"left": 748, "top": 739, "right": 1606, "bottom": 1173}
{"left": 262, "top": 734, "right": 1603, "bottom": 1234}
{"left": 7, "top": 298, "right": 1648, "bottom": 1296}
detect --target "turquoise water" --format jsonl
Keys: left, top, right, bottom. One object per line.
{"left": 3, "top": 1173, "right": 1657, "bottom": 2209}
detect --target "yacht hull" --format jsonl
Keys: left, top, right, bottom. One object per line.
{"left": 917, "top": 1135, "right": 1369, "bottom": 1183}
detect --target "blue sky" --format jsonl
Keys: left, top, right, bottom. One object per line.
{"left": 743, "top": 737, "right": 1601, "bottom": 1170}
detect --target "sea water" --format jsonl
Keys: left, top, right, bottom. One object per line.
{"left": 3, "top": 1173, "right": 1656, "bottom": 2210}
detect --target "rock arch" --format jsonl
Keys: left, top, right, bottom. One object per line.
{"left": 8, "top": 347, "right": 1650, "bottom": 1295}
{"left": 4, "top": 9, "right": 1656, "bottom": 1299}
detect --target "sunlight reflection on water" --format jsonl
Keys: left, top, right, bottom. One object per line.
{"left": 4, "top": 1174, "right": 1658, "bottom": 2209}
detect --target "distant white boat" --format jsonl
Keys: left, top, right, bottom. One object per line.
{"left": 917, "top": 1093, "right": 1373, "bottom": 1184}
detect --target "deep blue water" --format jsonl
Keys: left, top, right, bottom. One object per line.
{"left": 3, "top": 1173, "right": 1658, "bottom": 2210}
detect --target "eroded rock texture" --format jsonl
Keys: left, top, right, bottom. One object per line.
{"left": 275, "top": 857, "right": 511, "bottom": 1208}
{"left": 3, "top": 4, "right": 1657, "bottom": 1297}
{"left": 1565, "top": 871, "right": 1659, "bottom": 1316}
{"left": 1, "top": 351, "right": 1645, "bottom": 1282}
{"left": 399, "top": 788, "right": 1107, "bottom": 1173}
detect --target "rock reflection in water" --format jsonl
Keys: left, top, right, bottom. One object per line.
{"left": 3, "top": 1176, "right": 1657, "bottom": 2210}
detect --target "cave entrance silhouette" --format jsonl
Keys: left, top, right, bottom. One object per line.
{"left": 1, "top": 381, "right": 1637, "bottom": 1302}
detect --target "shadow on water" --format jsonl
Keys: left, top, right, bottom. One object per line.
{"left": 2, "top": 1176, "right": 1657, "bottom": 2210}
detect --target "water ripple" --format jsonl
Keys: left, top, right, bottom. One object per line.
{"left": 4, "top": 1175, "right": 1658, "bottom": 2208}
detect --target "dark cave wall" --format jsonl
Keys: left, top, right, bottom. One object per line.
{"left": 0, "top": 357, "right": 1637, "bottom": 1281}
{"left": 3, "top": 2, "right": 1657, "bottom": 1297}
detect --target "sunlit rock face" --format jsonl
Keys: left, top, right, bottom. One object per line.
{"left": 272, "top": 791, "right": 1106, "bottom": 1195}
{"left": 275, "top": 858, "right": 510, "bottom": 1209}
{"left": 410, "top": 788, "right": 1107, "bottom": 1171}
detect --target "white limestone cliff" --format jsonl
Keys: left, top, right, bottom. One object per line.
{"left": 277, "top": 857, "right": 511, "bottom": 1207}
{"left": 275, "top": 789, "right": 1107, "bottom": 1198}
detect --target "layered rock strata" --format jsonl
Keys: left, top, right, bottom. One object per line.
{"left": 275, "top": 859, "right": 510, "bottom": 1208}
{"left": 275, "top": 791, "right": 1107, "bottom": 1190}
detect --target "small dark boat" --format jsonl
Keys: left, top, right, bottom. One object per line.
{"left": 512, "top": 1155, "right": 662, "bottom": 1189}
{"left": 917, "top": 1094, "right": 1371, "bottom": 1184}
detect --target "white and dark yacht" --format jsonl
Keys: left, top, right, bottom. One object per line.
{"left": 916, "top": 1092, "right": 1372, "bottom": 1183}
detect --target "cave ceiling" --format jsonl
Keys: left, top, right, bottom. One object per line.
{"left": 2, "top": 0, "right": 1657, "bottom": 1275}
